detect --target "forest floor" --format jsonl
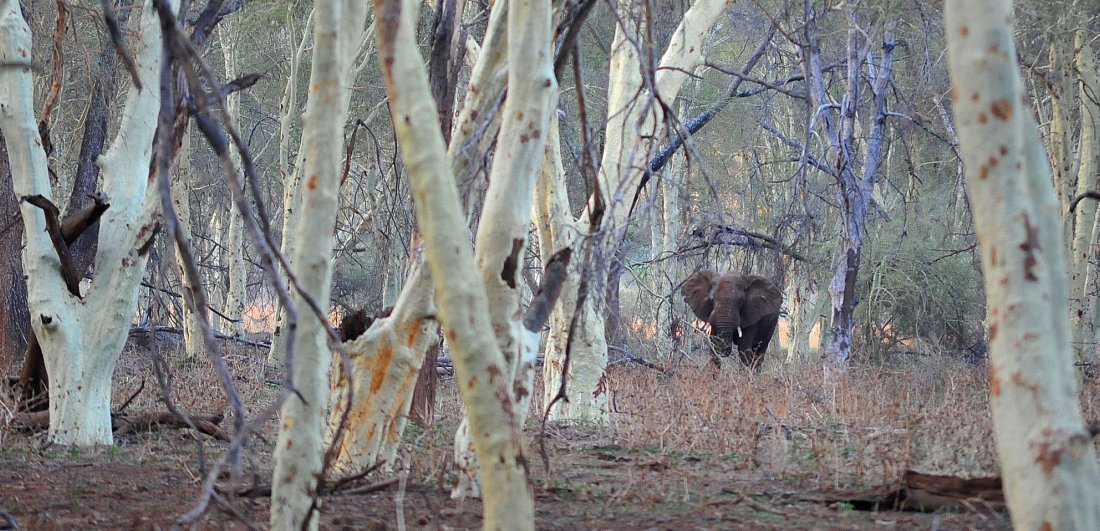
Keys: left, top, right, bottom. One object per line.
{"left": 4, "top": 343, "right": 1092, "bottom": 529}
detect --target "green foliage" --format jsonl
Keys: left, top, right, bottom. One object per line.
{"left": 857, "top": 215, "right": 984, "bottom": 359}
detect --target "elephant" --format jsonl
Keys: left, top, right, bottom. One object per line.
{"left": 680, "top": 270, "right": 783, "bottom": 369}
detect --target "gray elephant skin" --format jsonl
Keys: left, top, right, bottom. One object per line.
{"left": 680, "top": 270, "right": 783, "bottom": 369}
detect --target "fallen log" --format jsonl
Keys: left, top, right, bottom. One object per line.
{"left": 7, "top": 410, "right": 228, "bottom": 441}
{"left": 808, "top": 470, "right": 1004, "bottom": 513}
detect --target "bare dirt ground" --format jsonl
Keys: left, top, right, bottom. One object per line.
{"left": 4, "top": 344, "right": 1084, "bottom": 529}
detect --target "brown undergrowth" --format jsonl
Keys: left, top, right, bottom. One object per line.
{"left": 2, "top": 339, "right": 1095, "bottom": 528}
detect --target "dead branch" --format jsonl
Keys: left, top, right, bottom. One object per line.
{"left": 523, "top": 247, "right": 572, "bottom": 332}
{"left": 1069, "top": 190, "right": 1100, "bottom": 213}
{"left": 683, "top": 223, "right": 810, "bottom": 263}
{"left": 230, "top": 462, "right": 390, "bottom": 499}
{"left": 99, "top": 0, "right": 142, "bottom": 90}
{"left": 7, "top": 410, "right": 227, "bottom": 441}
{"left": 114, "top": 377, "right": 145, "bottom": 415}
{"left": 607, "top": 346, "right": 669, "bottom": 374}
{"left": 129, "top": 325, "right": 270, "bottom": 349}
{"left": 22, "top": 195, "right": 81, "bottom": 295}
{"left": 631, "top": 26, "right": 777, "bottom": 216}
{"left": 114, "top": 412, "right": 229, "bottom": 441}
{"left": 37, "top": 0, "right": 70, "bottom": 156}
{"left": 0, "top": 507, "right": 18, "bottom": 530}
{"left": 60, "top": 192, "right": 110, "bottom": 244}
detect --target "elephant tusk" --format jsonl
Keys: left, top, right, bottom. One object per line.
{"left": 737, "top": 326, "right": 743, "bottom": 337}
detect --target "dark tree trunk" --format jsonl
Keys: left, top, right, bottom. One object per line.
{"left": 409, "top": 2, "right": 465, "bottom": 425}
{"left": 408, "top": 328, "right": 441, "bottom": 427}
{"left": 604, "top": 242, "right": 628, "bottom": 348}
{"left": 0, "top": 131, "right": 30, "bottom": 377}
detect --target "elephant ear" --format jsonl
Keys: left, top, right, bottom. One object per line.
{"left": 681, "top": 269, "right": 718, "bottom": 321}
{"left": 739, "top": 275, "right": 783, "bottom": 326}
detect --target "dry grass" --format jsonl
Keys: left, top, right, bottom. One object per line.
{"left": 5, "top": 335, "right": 1099, "bottom": 498}
{"left": 604, "top": 357, "right": 1003, "bottom": 490}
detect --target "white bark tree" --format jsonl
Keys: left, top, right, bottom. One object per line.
{"left": 325, "top": 265, "right": 437, "bottom": 474}
{"left": 0, "top": 0, "right": 172, "bottom": 446}
{"left": 374, "top": 0, "right": 541, "bottom": 525}
{"left": 1067, "top": 32, "right": 1100, "bottom": 359}
{"left": 171, "top": 127, "right": 204, "bottom": 360}
{"left": 945, "top": 0, "right": 1100, "bottom": 528}
{"left": 219, "top": 14, "right": 248, "bottom": 337}
{"left": 541, "top": 0, "right": 733, "bottom": 422}
{"left": 451, "top": 0, "right": 557, "bottom": 497}
{"left": 269, "top": 1, "right": 368, "bottom": 528}
{"left": 268, "top": 5, "right": 313, "bottom": 363}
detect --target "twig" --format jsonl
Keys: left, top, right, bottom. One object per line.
{"left": 0, "top": 507, "right": 19, "bottom": 530}
{"left": 113, "top": 377, "right": 145, "bottom": 415}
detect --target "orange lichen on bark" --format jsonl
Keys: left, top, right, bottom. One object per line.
{"left": 991, "top": 99, "right": 1013, "bottom": 120}
{"left": 369, "top": 343, "right": 396, "bottom": 394}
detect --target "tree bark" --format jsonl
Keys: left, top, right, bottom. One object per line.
{"left": 541, "top": 0, "right": 732, "bottom": 421}
{"left": 946, "top": 1, "right": 1100, "bottom": 528}
{"left": 326, "top": 267, "right": 438, "bottom": 475}
{"left": 171, "top": 127, "right": 203, "bottom": 360}
{"left": 268, "top": 6, "right": 314, "bottom": 363}
{"left": 219, "top": 15, "right": 247, "bottom": 337}
{"left": 270, "top": 1, "right": 367, "bottom": 528}
{"left": 451, "top": 0, "right": 557, "bottom": 497}
{"left": 374, "top": 0, "right": 537, "bottom": 524}
{"left": 0, "top": 0, "right": 170, "bottom": 445}
{"left": 1068, "top": 32, "right": 1099, "bottom": 360}
{"left": 0, "top": 129, "right": 28, "bottom": 374}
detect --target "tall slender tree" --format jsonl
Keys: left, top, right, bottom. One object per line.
{"left": 946, "top": 0, "right": 1100, "bottom": 527}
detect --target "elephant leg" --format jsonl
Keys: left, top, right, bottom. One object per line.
{"left": 752, "top": 313, "right": 779, "bottom": 356}
{"left": 737, "top": 314, "right": 779, "bottom": 370}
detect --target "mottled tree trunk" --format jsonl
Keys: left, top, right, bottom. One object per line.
{"left": 946, "top": 1, "right": 1100, "bottom": 527}
{"left": 270, "top": 1, "right": 367, "bottom": 528}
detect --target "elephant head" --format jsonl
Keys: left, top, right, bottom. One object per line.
{"left": 681, "top": 269, "right": 783, "bottom": 369}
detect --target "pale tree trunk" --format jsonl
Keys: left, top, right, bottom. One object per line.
{"left": 808, "top": 7, "right": 895, "bottom": 367}
{"left": 171, "top": 127, "right": 203, "bottom": 360}
{"left": 946, "top": 1, "right": 1100, "bottom": 528}
{"left": 451, "top": 0, "right": 556, "bottom": 497}
{"left": 1068, "top": 33, "right": 1099, "bottom": 359}
{"left": 374, "top": 0, "right": 535, "bottom": 526}
{"left": 219, "top": 16, "right": 247, "bottom": 337}
{"left": 270, "top": 2, "right": 368, "bottom": 529}
{"left": 535, "top": 114, "right": 610, "bottom": 421}
{"left": 326, "top": 265, "right": 437, "bottom": 474}
{"left": 652, "top": 152, "right": 686, "bottom": 358}
{"left": 0, "top": 0, "right": 169, "bottom": 445}
{"left": 1045, "top": 20, "right": 1081, "bottom": 224}
{"left": 268, "top": 6, "right": 314, "bottom": 362}
{"left": 542, "top": 0, "right": 732, "bottom": 423}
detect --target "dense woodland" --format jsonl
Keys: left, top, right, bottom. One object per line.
{"left": 0, "top": 0, "right": 1098, "bottom": 528}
